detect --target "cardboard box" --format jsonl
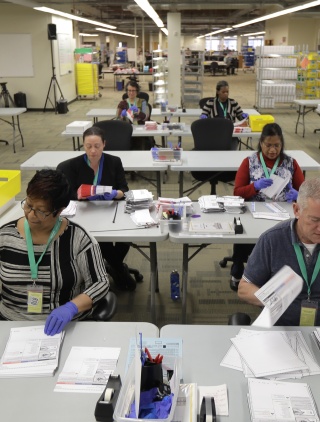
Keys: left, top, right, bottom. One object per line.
{"left": 0, "top": 170, "right": 21, "bottom": 215}
{"left": 249, "top": 115, "right": 275, "bottom": 132}
{"left": 65, "top": 121, "right": 92, "bottom": 134}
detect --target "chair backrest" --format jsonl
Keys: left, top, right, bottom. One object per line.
{"left": 191, "top": 118, "right": 234, "bottom": 151}
{"left": 199, "top": 97, "right": 213, "bottom": 109}
{"left": 121, "top": 91, "right": 150, "bottom": 103}
{"left": 93, "top": 119, "right": 133, "bottom": 151}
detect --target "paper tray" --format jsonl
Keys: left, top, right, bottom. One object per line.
{"left": 0, "top": 170, "right": 21, "bottom": 215}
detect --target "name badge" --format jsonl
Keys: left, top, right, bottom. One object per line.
{"left": 299, "top": 300, "right": 318, "bottom": 326}
{"left": 27, "top": 284, "right": 43, "bottom": 313}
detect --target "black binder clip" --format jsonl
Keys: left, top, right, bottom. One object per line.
{"left": 234, "top": 217, "right": 243, "bottom": 234}
{"left": 200, "top": 396, "right": 216, "bottom": 422}
{"left": 94, "top": 375, "right": 121, "bottom": 422}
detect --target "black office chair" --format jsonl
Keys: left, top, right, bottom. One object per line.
{"left": 93, "top": 119, "right": 133, "bottom": 150}
{"left": 91, "top": 291, "right": 117, "bottom": 321}
{"left": 228, "top": 312, "right": 251, "bottom": 325}
{"left": 199, "top": 97, "right": 212, "bottom": 110}
{"left": 122, "top": 91, "right": 150, "bottom": 103}
{"left": 184, "top": 118, "right": 237, "bottom": 197}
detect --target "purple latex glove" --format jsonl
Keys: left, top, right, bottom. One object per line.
{"left": 130, "top": 105, "right": 139, "bottom": 113}
{"left": 103, "top": 189, "right": 118, "bottom": 200}
{"left": 200, "top": 114, "right": 208, "bottom": 119}
{"left": 44, "top": 302, "right": 78, "bottom": 336}
{"left": 121, "top": 109, "right": 127, "bottom": 117}
{"left": 242, "top": 113, "right": 249, "bottom": 119}
{"left": 254, "top": 178, "right": 273, "bottom": 191}
{"left": 285, "top": 183, "right": 298, "bottom": 202}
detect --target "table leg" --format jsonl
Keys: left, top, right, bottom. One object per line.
{"left": 12, "top": 115, "right": 24, "bottom": 153}
{"left": 295, "top": 105, "right": 302, "bottom": 135}
{"left": 156, "top": 172, "right": 161, "bottom": 197}
{"left": 149, "top": 242, "right": 158, "bottom": 324}
{"left": 182, "top": 244, "right": 189, "bottom": 324}
{"left": 179, "top": 171, "right": 184, "bottom": 197}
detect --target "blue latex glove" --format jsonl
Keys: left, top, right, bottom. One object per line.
{"left": 200, "top": 114, "right": 208, "bottom": 119}
{"left": 121, "top": 109, "right": 127, "bottom": 117}
{"left": 130, "top": 105, "right": 139, "bottom": 113}
{"left": 103, "top": 189, "right": 118, "bottom": 200}
{"left": 44, "top": 302, "right": 78, "bottom": 336}
{"left": 254, "top": 178, "right": 273, "bottom": 190}
{"left": 285, "top": 183, "right": 298, "bottom": 202}
{"left": 242, "top": 113, "right": 249, "bottom": 119}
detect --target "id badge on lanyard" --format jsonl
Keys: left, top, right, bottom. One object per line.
{"left": 27, "top": 284, "right": 43, "bottom": 313}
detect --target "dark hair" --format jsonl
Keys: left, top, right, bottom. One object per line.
{"left": 83, "top": 126, "right": 105, "bottom": 142}
{"left": 27, "top": 169, "right": 71, "bottom": 214}
{"left": 125, "top": 80, "right": 140, "bottom": 93}
{"left": 257, "top": 123, "right": 285, "bottom": 155}
{"left": 216, "top": 80, "right": 229, "bottom": 94}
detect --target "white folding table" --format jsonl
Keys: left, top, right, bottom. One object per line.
{"left": 0, "top": 107, "right": 26, "bottom": 152}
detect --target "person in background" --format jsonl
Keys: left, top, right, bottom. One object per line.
{"left": 200, "top": 80, "right": 246, "bottom": 122}
{"left": 0, "top": 169, "right": 109, "bottom": 335}
{"left": 238, "top": 177, "right": 320, "bottom": 326}
{"left": 230, "top": 123, "right": 304, "bottom": 291}
{"left": 224, "top": 52, "right": 236, "bottom": 75}
{"left": 57, "top": 126, "right": 138, "bottom": 291}
{"left": 116, "top": 80, "right": 152, "bottom": 150}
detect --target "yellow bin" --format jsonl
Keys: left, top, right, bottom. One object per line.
{"left": 0, "top": 170, "right": 21, "bottom": 213}
{"left": 249, "top": 115, "right": 275, "bottom": 132}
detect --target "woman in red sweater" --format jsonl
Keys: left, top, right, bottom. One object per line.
{"left": 230, "top": 123, "right": 304, "bottom": 291}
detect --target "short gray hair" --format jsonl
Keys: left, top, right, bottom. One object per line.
{"left": 297, "top": 178, "right": 320, "bottom": 210}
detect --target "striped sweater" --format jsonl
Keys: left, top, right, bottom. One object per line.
{"left": 0, "top": 219, "right": 109, "bottom": 321}
{"left": 201, "top": 97, "right": 244, "bottom": 122}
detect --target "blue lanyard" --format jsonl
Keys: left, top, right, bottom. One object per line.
{"left": 259, "top": 152, "right": 280, "bottom": 178}
{"left": 84, "top": 153, "right": 104, "bottom": 185}
{"left": 24, "top": 218, "right": 62, "bottom": 281}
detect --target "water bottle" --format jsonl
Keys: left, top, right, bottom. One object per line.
{"left": 170, "top": 270, "right": 180, "bottom": 301}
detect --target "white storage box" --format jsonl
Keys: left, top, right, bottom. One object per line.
{"left": 156, "top": 203, "right": 193, "bottom": 234}
{"left": 65, "top": 121, "right": 92, "bottom": 134}
{"left": 114, "top": 357, "right": 181, "bottom": 422}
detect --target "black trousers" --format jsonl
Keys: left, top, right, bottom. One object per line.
{"left": 230, "top": 243, "right": 255, "bottom": 279}
{"left": 98, "top": 242, "right": 130, "bottom": 270}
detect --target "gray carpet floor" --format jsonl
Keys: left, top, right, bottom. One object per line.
{"left": 1, "top": 68, "right": 320, "bottom": 327}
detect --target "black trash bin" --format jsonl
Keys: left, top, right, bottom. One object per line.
{"left": 14, "top": 92, "right": 27, "bottom": 109}
{"left": 57, "top": 98, "right": 68, "bottom": 114}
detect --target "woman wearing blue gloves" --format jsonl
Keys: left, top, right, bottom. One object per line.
{"left": 229, "top": 122, "right": 305, "bottom": 291}
{"left": 116, "top": 80, "right": 151, "bottom": 150}
{"left": 0, "top": 169, "right": 109, "bottom": 335}
{"left": 57, "top": 127, "right": 138, "bottom": 291}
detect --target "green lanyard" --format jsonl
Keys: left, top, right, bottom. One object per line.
{"left": 24, "top": 218, "right": 62, "bottom": 281}
{"left": 85, "top": 156, "right": 100, "bottom": 185}
{"left": 218, "top": 100, "right": 227, "bottom": 118}
{"left": 259, "top": 152, "right": 280, "bottom": 178}
{"left": 126, "top": 98, "right": 137, "bottom": 108}
{"left": 293, "top": 243, "right": 320, "bottom": 299}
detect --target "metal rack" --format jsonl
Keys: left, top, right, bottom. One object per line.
{"left": 152, "top": 50, "right": 168, "bottom": 107}
{"left": 181, "top": 50, "right": 204, "bottom": 107}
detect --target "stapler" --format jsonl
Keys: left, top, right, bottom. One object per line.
{"left": 199, "top": 396, "right": 216, "bottom": 422}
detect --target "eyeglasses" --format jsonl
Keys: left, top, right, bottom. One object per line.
{"left": 21, "top": 198, "right": 56, "bottom": 221}
{"left": 262, "top": 142, "right": 282, "bottom": 149}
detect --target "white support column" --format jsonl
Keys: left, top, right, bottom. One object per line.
{"left": 167, "top": 13, "right": 181, "bottom": 106}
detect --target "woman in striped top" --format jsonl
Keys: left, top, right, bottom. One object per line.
{"left": 0, "top": 169, "right": 109, "bottom": 335}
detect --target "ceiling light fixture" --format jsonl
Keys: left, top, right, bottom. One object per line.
{"left": 95, "top": 28, "right": 138, "bottom": 38}
{"left": 34, "top": 7, "right": 116, "bottom": 29}
{"left": 79, "top": 33, "right": 99, "bottom": 37}
{"left": 197, "top": 27, "right": 232, "bottom": 39}
{"left": 161, "top": 28, "right": 168, "bottom": 36}
{"left": 233, "top": 0, "right": 320, "bottom": 28}
{"left": 242, "top": 31, "right": 266, "bottom": 37}
{"left": 134, "top": 0, "right": 164, "bottom": 28}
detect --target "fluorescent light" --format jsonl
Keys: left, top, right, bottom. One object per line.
{"left": 197, "top": 27, "right": 232, "bottom": 39}
{"left": 134, "top": 0, "right": 164, "bottom": 28}
{"left": 242, "top": 31, "right": 266, "bottom": 37}
{"left": 79, "top": 33, "right": 99, "bottom": 37}
{"left": 34, "top": 7, "right": 116, "bottom": 29}
{"left": 233, "top": 0, "right": 320, "bottom": 28}
{"left": 95, "top": 28, "right": 138, "bottom": 38}
{"left": 161, "top": 28, "right": 168, "bottom": 36}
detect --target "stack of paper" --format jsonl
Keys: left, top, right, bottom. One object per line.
{"left": 260, "top": 173, "right": 291, "bottom": 200}
{"left": 251, "top": 202, "right": 290, "bottom": 221}
{"left": 311, "top": 327, "right": 320, "bottom": 351}
{"left": 55, "top": 346, "right": 120, "bottom": 393}
{"left": 248, "top": 378, "right": 320, "bottom": 422}
{"left": 60, "top": 200, "right": 77, "bottom": 217}
{"left": 198, "top": 195, "right": 245, "bottom": 213}
{"left": 130, "top": 209, "right": 158, "bottom": 227}
{"left": 65, "top": 121, "right": 91, "bottom": 134}
{"left": 189, "top": 220, "right": 235, "bottom": 235}
{"left": 125, "top": 189, "right": 154, "bottom": 213}
{"left": 0, "top": 325, "right": 64, "bottom": 378}
{"left": 221, "top": 328, "right": 320, "bottom": 380}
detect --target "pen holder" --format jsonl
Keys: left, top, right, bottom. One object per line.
{"left": 168, "top": 214, "right": 182, "bottom": 233}
{"left": 141, "top": 362, "right": 164, "bottom": 393}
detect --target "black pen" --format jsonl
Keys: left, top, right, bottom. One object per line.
{"left": 112, "top": 202, "right": 118, "bottom": 223}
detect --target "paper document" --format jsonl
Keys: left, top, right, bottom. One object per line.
{"left": 54, "top": 346, "right": 120, "bottom": 393}
{"left": 253, "top": 265, "right": 303, "bottom": 328}
{"left": 261, "top": 173, "right": 291, "bottom": 199}
{"left": 60, "top": 200, "right": 77, "bottom": 217}
{"left": 0, "top": 325, "right": 63, "bottom": 378}
{"left": 248, "top": 378, "right": 320, "bottom": 421}
{"left": 189, "top": 221, "right": 235, "bottom": 234}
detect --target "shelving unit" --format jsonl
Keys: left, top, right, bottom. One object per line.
{"left": 254, "top": 45, "right": 297, "bottom": 110}
{"left": 241, "top": 46, "right": 255, "bottom": 72}
{"left": 296, "top": 51, "right": 319, "bottom": 99}
{"left": 181, "top": 50, "right": 204, "bottom": 106}
{"left": 74, "top": 48, "right": 100, "bottom": 100}
{"left": 152, "top": 50, "right": 168, "bottom": 107}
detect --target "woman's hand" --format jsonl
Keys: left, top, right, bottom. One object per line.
{"left": 285, "top": 183, "right": 298, "bottom": 202}
{"left": 44, "top": 302, "right": 78, "bottom": 336}
{"left": 254, "top": 178, "right": 273, "bottom": 191}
